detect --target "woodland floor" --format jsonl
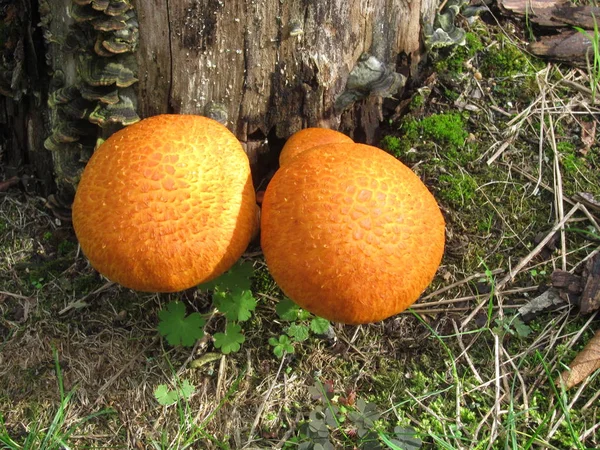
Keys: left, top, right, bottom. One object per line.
{"left": 1, "top": 7, "right": 600, "bottom": 450}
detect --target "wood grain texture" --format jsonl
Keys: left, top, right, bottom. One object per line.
{"left": 133, "top": 0, "right": 435, "bottom": 147}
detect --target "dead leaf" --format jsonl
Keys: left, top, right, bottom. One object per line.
{"left": 0, "top": 176, "right": 19, "bottom": 192}
{"left": 579, "top": 120, "right": 596, "bottom": 156}
{"left": 557, "top": 330, "right": 600, "bottom": 389}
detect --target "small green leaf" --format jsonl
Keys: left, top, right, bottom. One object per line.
{"left": 154, "top": 379, "right": 194, "bottom": 406}
{"left": 158, "top": 302, "right": 206, "bottom": 347}
{"left": 387, "top": 426, "right": 422, "bottom": 450}
{"left": 214, "top": 289, "right": 257, "bottom": 322}
{"left": 310, "top": 317, "right": 331, "bottom": 334}
{"left": 275, "top": 297, "right": 301, "bottom": 321}
{"left": 269, "top": 334, "right": 294, "bottom": 358}
{"left": 349, "top": 399, "right": 381, "bottom": 431}
{"left": 287, "top": 323, "right": 309, "bottom": 342}
{"left": 199, "top": 260, "right": 254, "bottom": 294}
{"left": 213, "top": 323, "right": 245, "bottom": 354}
{"left": 512, "top": 316, "right": 532, "bottom": 338}
{"left": 154, "top": 384, "right": 174, "bottom": 405}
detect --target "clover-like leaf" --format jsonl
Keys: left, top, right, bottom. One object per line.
{"left": 310, "top": 317, "right": 331, "bottom": 334}
{"left": 214, "top": 289, "right": 257, "bottom": 322}
{"left": 213, "top": 322, "right": 245, "bottom": 354}
{"left": 276, "top": 297, "right": 301, "bottom": 321}
{"left": 200, "top": 260, "right": 254, "bottom": 295}
{"left": 287, "top": 323, "right": 309, "bottom": 342}
{"left": 349, "top": 399, "right": 381, "bottom": 434}
{"left": 269, "top": 334, "right": 295, "bottom": 358}
{"left": 154, "top": 379, "right": 194, "bottom": 406}
{"left": 158, "top": 302, "right": 205, "bottom": 347}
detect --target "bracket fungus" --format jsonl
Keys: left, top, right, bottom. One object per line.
{"left": 261, "top": 131, "right": 445, "bottom": 324}
{"left": 44, "top": 0, "right": 140, "bottom": 211}
{"left": 72, "top": 115, "right": 258, "bottom": 292}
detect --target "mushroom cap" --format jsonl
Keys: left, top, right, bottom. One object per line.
{"left": 72, "top": 114, "right": 257, "bottom": 292}
{"left": 261, "top": 143, "right": 445, "bottom": 324}
{"left": 279, "top": 127, "right": 353, "bottom": 166}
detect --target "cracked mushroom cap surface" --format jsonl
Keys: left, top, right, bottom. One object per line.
{"left": 72, "top": 114, "right": 257, "bottom": 292}
{"left": 261, "top": 142, "right": 445, "bottom": 324}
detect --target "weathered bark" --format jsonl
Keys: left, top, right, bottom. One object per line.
{"left": 135, "top": 0, "right": 437, "bottom": 160}
{"left": 0, "top": 0, "right": 55, "bottom": 196}
{"left": 498, "top": 0, "right": 598, "bottom": 66}
{"left": 1, "top": 0, "right": 438, "bottom": 206}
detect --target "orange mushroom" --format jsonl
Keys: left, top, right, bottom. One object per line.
{"left": 278, "top": 127, "right": 353, "bottom": 166}
{"left": 261, "top": 140, "right": 445, "bottom": 324}
{"left": 72, "top": 114, "right": 257, "bottom": 292}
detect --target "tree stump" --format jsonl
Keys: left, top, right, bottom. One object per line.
{"left": 1, "top": 0, "right": 438, "bottom": 207}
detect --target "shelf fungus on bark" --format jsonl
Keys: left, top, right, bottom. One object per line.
{"left": 88, "top": 93, "right": 139, "bottom": 127}
{"left": 334, "top": 53, "right": 406, "bottom": 113}
{"left": 78, "top": 83, "right": 120, "bottom": 104}
{"left": 423, "top": 0, "right": 486, "bottom": 51}
{"left": 44, "top": 0, "right": 140, "bottom": 217}
{"left": 78, "top": 54, "right": 138, "bottom": 87}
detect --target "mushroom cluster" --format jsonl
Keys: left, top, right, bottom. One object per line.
{"left": 73, "top": 119, "right": 444, "bottom": 324}
{"left": 72, "top": 115, "right": 258, "bottom": 292}
{"left": 261, "top": 129, "right": 445, "bottom": 324}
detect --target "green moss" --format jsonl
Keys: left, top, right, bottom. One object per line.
{"left": 433, "top": 32, "right": 484, "bottom": 77}
{"left": 379, "top": 135, "right": 404, "bottom": 158}
{"left": 480, "top": 41, "right": 530, "bottom": 78}
{"left": 420, "top": 112, "right": 469, "bottom": 149}
{"left": 439, "top": 172, "right": 477, "bottom": 207}
{"left": 409, "top": 93, "right": 425, "bottom": 110}
{"left": 58, "top": 240, "right": 77, "bottom": 256}
{"left": 556, "top": 141, "right": 580, "bottom": 174}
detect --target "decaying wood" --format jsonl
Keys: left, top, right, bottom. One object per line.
{"left": 134, "top": 0, "right": 437, "bottom": 154}
{"left": 499, "top": 0, "right": 600, "bottom": 29}
{"left": 580, "top": 254, "right": 600, "bottom": 314}
{"left": 551, "top": 269, "right": 584, "bottom": 303}
{"left": 498, "top": 0, "right": 597, "bottom": 67}
{"left": 498, "top": 0, "right": 569, "bottom": 27}
{"left": 529, "top": 30, "right": 595, "bottom": 67}
{"left": 3, "top": 0, "right": 438, "bottom": 201}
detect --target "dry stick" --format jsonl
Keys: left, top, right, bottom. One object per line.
{"left": 216, "top": 354, "right": 227, "bottom": 401}
{"left": 452, "top": 320, "right": 484, "bottom": 384}
{"left": 409, "top": 305, "right": 523, "bottom": 315}
{"left": 487, "top": 333, "right": 502, "bottom": 450}
{"left": 548, "top": 112, "right": 568, "bottom": 272}
{"left": 581, "top": 422, "right": 600, "bottom": 443}
{"left": 418, "top": 286, "right": 536, "bottom": 309}
{"left": 570, "top": 245, "right": 600, "bottom": 273}
{"left": 0, "top": 290, "right": 32, "bottom": 301}
{"left": 535, "top": 68, "right": 549, "bottom": 201}
{"left": 461, "top": 203, "right": 582, "bottom": 329}
{"left": 560, "top": 78, "right": 600, "bottom": 104}
{"left": 582, "top": 382, "right": 600, "bottom": 411}
{"left": 486, "top": 140, "right": 513, "bottom": 166}
{"left": 59, "top": 280, "right": 115, "bottom": 315}
{"left": 500, "top": 345, "right": 529, "bottom": 419}
{"left": 246, "top": 355, "right": 286, "bottom": 447}
{"left": 422, "top": 268, "right": 504, "bottom": 300}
